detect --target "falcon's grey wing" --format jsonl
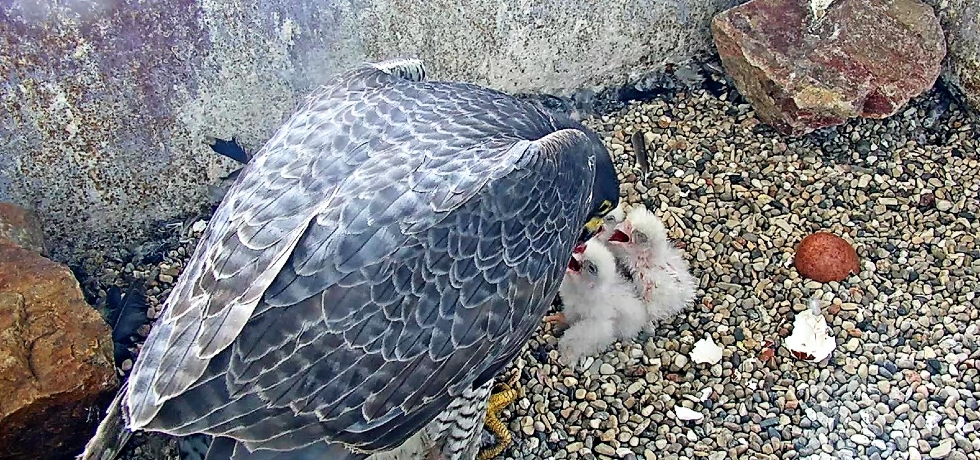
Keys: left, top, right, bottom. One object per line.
{"left": 124, "top": 61, "right": 600, "bottom": 458}
{"left": 145, "top": 128, "right": 597, "bottom": 454}
{"left": 202, "top": 437, "right": 355, "bottom": 460}
{"left": 126, "top": 60, "right": 431, "bottom": 421}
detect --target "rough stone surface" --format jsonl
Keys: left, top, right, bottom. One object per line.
{"left": 924, "top": 0, "right": 980, "bottom": 112}
{"left": 0, "top": 203, "right": 46, "bottom": 255}
{"left": 0, "top": 243, "right": 118, "bottom": 460}
{"left": 711, "top": 0, "right": 946, "bottom": 136}
{"left": 0, "top": 0, "right": 730, "bottom": 261}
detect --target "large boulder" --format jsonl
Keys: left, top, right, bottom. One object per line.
{"left": 924, "top": 0, "right": 980, "bottom": 112}
{"left": 0, "top": 242, "right": 118, "bottom": 460}
{"left": 711, "top": 0, "right": 946, "bottom": 136}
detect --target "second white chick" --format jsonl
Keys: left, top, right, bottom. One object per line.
{"left": 557, "top": 240, "right": 649, "bottom": 364}
{"left": 606, "top": 205, "right": 697, "bottom": 330}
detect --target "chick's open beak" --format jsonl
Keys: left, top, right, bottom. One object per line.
{"left": 608, "top": 229, "right": 630, "bottom": 243}
{"left": 567, "top": 255, "right": 583, "bottom": 272}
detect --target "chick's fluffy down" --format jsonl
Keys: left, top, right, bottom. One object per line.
{"left": 606, "top": 205, "right": 697, "bottom": 328}
{"left": 557, "top": 241, "right": 648, "bottom": 363}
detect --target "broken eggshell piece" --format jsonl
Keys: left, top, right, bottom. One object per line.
{"left": 784, "top": 300, "right": 837, "bottom": 362}
{"left": 674, "top": 405, "right": 704, "bottom": 421}
{"left": 690, "top": 334, "right": 724, "bottom": 365}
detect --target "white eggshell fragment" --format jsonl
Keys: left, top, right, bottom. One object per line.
{"left": 674, "top": 406, "right": 704, "bottom": 421}
{"left": 784, "top": 301, "right": 837, "bottom": 362}
{"left": 690, "top": 334, "right": 724, "bottom": 365}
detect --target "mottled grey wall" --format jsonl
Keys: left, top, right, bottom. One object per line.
{"left": 0, "top": 0, "right": 730, "bottom": 260}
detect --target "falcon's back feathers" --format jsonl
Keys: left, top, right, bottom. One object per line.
{"left": 84, "top": 59, "right": 618, "bottom": 460}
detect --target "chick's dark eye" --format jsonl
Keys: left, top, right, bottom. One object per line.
{"left": 587, "top": 263, "right": 598, "bottom": 276}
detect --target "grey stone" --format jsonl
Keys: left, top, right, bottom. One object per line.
{"left": 931, "top": 439, "right": 954, "bottom": 458}
{"left": 922, "top": 0, "right": 980, "bottom": 112}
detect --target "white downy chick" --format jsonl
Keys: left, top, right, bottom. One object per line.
{"left": 605, "top": 205, "right": 697, "bottom": 329}
{"left": 556, "top": 240, "right": 649, "bottom": 364}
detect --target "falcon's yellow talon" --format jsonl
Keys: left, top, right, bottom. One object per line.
{"left": 477, "top": 374, "right": 522, "bottom": 460}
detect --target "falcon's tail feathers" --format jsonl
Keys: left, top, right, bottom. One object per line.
{"left": 77, "top": 385, "right": 133, "bottom": 460}
{"left": 178, "top": 434, "right": 213, "bottom": 460}
{"left": 368, "top": 58, "right": 427, "bottom": 82}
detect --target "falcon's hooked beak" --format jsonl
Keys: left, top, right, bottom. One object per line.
{"left": 578, "top": 216, "right": 604, "bottom": 244}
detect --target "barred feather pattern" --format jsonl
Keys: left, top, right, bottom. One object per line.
{"left": 424, "top": 379, "right": 493, "bottom": 460}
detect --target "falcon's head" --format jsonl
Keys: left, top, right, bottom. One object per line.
{"left": 576, "top": 137, "right": 620, "bottom": 250}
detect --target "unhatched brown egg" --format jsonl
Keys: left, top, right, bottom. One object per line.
{"left": 794, "top": 232, "right": 860, "bottom": 282}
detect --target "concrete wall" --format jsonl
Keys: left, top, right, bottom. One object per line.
{"left": 0, "top": 0, "right": 731, "bottom": 260}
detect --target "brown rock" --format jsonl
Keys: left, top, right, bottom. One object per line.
{"left": 711, "top": 0, "right": 946, "bottom": 136}
{"left": 0, "top": 243, "right": 118, "bottom": 460}
{"left": 794, "top": 232, "right": 861, "bottom": 282}
{"left": 0, "top": 203, "right": 46, "bottom": 255}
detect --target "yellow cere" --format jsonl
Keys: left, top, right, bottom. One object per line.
{"left": 585, "top": 217, "right": 603, "bottom": 233}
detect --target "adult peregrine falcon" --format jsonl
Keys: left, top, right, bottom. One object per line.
{"left": 80, "top": 58, "right": 620, "bottom": 460}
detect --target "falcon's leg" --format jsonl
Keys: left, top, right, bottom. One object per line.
{"left": 477, "top": 373, "right": 521, "bottom": 460}
{"left": 368, "top": 58, "right": 427, "bottom": 82}
{"left": 425, "top": 380, "right": 493, "bottom": 460}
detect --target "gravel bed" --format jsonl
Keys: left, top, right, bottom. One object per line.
{"left": 71, "top": 60, "right": 979, "bottom": 460}
{"left": 493, "top": 72, "right": 979, "bottom": 460}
